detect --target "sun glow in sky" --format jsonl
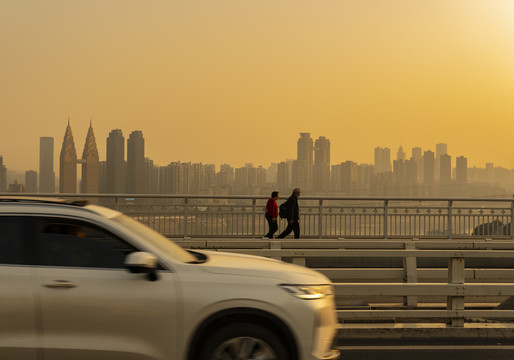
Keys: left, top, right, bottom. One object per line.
{"left": 2, "top": 0, "right": 514, "bottom": 171}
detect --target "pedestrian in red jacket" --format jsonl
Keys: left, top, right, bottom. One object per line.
{"left": 263, "top": 191, "right": 279, "bottom": 239}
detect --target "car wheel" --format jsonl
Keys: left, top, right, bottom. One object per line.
{"left": 199, "top": 322, "right": 290, "bottom": 360}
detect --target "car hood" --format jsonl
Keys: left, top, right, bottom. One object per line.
{"left": 195, "top": 250, "right": 330, "bottom": 284}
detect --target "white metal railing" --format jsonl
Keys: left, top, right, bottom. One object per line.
{"left": 3, "top": 193, "right": 514, "bottom": 239}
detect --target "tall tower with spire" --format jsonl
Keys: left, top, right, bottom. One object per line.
{"left": 59, "top": 120, "right": 78, "bottom": 193}
{"left": 80, "top": 121, "right": 100, "bottom": 193}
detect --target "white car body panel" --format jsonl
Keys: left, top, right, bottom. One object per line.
{"left": 0, "top": 266, "right": 38, "bottom": 360}
{"left": 37, "top": 267, "right": 178, "bottom": 360}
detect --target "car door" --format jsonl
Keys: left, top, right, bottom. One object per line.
{"left": 0, "top": 216, "right": 38, "bottom": 360}
{"left": 33, "top": 216, "right": 179, "bottom": 360}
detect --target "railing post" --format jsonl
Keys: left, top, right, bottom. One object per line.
{"left": 447, "top": 256, "right": 465, "bottom": 327}
{"left": 318, "top": 199, "right": 323, "bottom": 239}
{"left": 184, "top": 197, "right": 189, "bottom": 238}
{"left": 252, "top": 198, "right": 256, "bottom": 239}
{"left": 448, "top": 200, "right": 453, "bottom": 240}
{"left": 511, "top": 198, "right": 514, "bottom": 240}
{"left": 383, "top": 200, "right": 389, "bottom": 239}
{"left": 270, "top": 240, "right": 282, "bottom": 261}
{"left": 403, "top": 240, "right": 418, "bottom": 308}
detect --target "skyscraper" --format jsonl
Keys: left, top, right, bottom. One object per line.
{"left": 423, "top": 150, "right": 435, "bottom": 185}
{"left": 440, "top": 153, "right": 451, "bottom": 185}
{"left": 0, "top": 156, "right": 6, "bottom": 192}
{"left": 411, "top": 147, "right": 423, "bottom": 183}
{"left": 59, "top": 122, "right": 78, "bottom": 193}
{"left": 435, "top": 143, "right": 447, "bottom": 183}
{"left": 81, "top": 122, "right": 100, "bottom": 193}
{"left": 374, "top": 147, "right": 392, "bottom": 173}
{"left": 127, "top": 130, "right": 145, "bottom": 194}
{"left": 313, "top": 136, "right": 330, "bottom": 192}
{"left": 106, "top": 129, "right": 125, "bottom": 194}
{"left": 340, "top": 161, "right": 358, "bottom": 193}
{"left": 277, "top": 161, "right": 290, "bottom": 192}
{"left": 218, "top": 164, "right": 234, "bottom": 188}
{"left": 456, "top": 156, "right": 467, "bottom": 184}
{"left": 39, "top": 137, "right": 55, "bottom": 193}
{"left": 25, "top": 170, "right": 38, "bottom": 193}
{"left": 396, "top": 146, "right": 406, "bottom": 161}
{"left": 145, "top": 158, "right": 159, "bottom": 194}
{"left": 435, "top": 143, "right": 448, "bottom": 158}
{"left": 293, "top": 133, "right": 313, "bottom": 191}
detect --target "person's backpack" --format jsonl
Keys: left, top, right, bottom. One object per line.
{"left": 279, "top": 201, "right": 288, "bottom": 219}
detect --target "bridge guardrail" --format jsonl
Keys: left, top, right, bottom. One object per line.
{"left": 175, "top": 237, "right": 514, "bottom": 328}
{"left": 4, "top": 193, "right": 514, "bottom": 239}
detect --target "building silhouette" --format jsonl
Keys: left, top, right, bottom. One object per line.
{"left": 411, "top": 147, "right": 423, "bottom": 183}
{"left": 435, "top": 143, "right": 447, "bottom": 183}
{"left": 341, "top": 161, "right": 358, "bottom": 194}
{"left": 218, "top": 164, "right": 235, "bottom": 188}
{"left": 59, "top": 122, "right": 78, "bottom": 193}
{"left": 277, "top": 161, "right": 290, "bottom": 192}
{"left": 374, "top": 147, "right": 392, "bottom": 173}
{"left": 396, "top": 146, "right": 406, "bottom": 161}
{"left": 25, "top": 170, "right": 37, "bottom": 192}
{"left": 127, "top": 130, "right": 145, "bottom": 194}
{"left": 0, "top": 156, "right": 6, "bottom": 192}
{"left": 293, "top": 133, "right": 314, "bottom": 191}
{"left": 456, "top": 156, "right": 467, "bottom": 184}
{"left": 39, "top": 137, "right": 55, "bottom": 193}
{"left": 436, "top": 143, "right": 447, "bottom": 158}
{"left": 440, "top": 153, "right": 452, "bottom": 185}
{"left": 80, "top": 122, "right": 100, "bottom": 193}
{"left": 313, "top": 136, "right": 330, "bottom": 193}
{"left": 161, "top": 161, "right": 193, "bottom": 194}
{"left": 423, "top": 150, "right": 435, "bottom": 185}
{"left": 106, "top": 129, "right": 126, "bottom": 194}
{"left": 145, "top": 158, "right": 159, "bottom": 194}
{"left": 192, "top": 163, "right": 205, "bottom": 194}
{"left": 8, "top": 180, "right": 24, "bottom": 193}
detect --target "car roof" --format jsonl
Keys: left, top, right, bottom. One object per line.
{"left": 0, "top": 196, "right": 88, "bottom": 207}
{"left": 0, "top": 196, "right": 122, "bottom": 219}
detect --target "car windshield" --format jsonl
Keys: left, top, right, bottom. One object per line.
{"left": 112, "top": 214, "right": 197, "bottom": 264}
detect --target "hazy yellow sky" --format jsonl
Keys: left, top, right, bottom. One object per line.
{"left": 2, "top": 0, "right": 514, "bottom": 171}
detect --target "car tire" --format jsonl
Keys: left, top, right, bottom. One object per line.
{"left": 198, "top": 322, "right": 290, "bottom": 360}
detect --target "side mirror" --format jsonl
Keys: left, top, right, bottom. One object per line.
{"left": 125, "top": 252, "right": 159, "bottom": 281}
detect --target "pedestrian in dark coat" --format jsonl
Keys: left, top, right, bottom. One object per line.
{"left": 277, "top": 188, "right": 300, "bottom": 239}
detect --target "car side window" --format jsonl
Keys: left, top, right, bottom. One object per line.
{"left": 38, "top": 218, "right": 138, "bottom": 269}
{"left": 0, "top": 216, "right": 25, "bottom": 265}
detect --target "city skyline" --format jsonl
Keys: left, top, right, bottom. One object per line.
{"left": 0, "top": 122, "right": 510, "bottom": 173}
{"left": 3, "top": 125, "right": 514, "bottom": 199}
{"left": 3, "top": 1, "right": 514, "bottom": 172}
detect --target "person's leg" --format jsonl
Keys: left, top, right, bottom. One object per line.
{"left": 293, "top": 220, "right": 300, "bottom": 239}
{"left": 265, "top": 215, "right": 273, "bottom": 238}
{"left": 271, "top": 219, "right": 278, "bottom": 238}
{"left": 277, "top": 222, "right": 293, "bottom": 238}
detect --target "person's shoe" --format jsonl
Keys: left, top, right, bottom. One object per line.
{"left": 262, "top": 236, "right": 269, "bottom": 239}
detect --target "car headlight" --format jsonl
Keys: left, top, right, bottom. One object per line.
{"left": 279, "top": 284, "right": 334, "bottom": 300}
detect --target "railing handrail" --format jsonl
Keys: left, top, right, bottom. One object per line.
{"left": 2, "top": 193, "right": 514, "bottom": 202}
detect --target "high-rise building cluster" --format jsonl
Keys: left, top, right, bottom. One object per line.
{"left": 2, "top": 127, "right": 514, "bottom": 197}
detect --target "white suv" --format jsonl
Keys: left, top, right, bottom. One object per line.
{"left": 0, "top": 197, "right": 340, "bottom": 360}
